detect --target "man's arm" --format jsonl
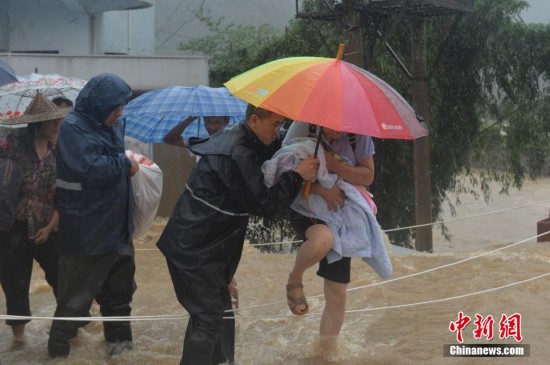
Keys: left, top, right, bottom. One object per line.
{"left": 220, "top": 149, "right": 317, "bottom": 216}
{"left": 163, "top": 116, "right": 198, "bottom": 147}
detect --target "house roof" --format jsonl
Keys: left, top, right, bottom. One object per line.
{"left": 57, "top": 0, "right": 153, "bottom": 14}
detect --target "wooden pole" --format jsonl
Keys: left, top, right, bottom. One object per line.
{"left": 342, "top": 0, "right": 364, "bottom": 68}
{"left": 411, "top": 18, "right": 433, "bottom": 252}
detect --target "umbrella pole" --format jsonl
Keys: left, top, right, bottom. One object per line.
{"left": 303, "top": 132, "right": 323, "bottom": 199}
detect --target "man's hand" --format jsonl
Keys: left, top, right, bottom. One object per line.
{"left": 229, "top": 278, "right": 239, "bottom": 309}
{"left": 128, "top": 155, "right": 140, "bottom": 176}
{"left": 33, "top": 227, "right": 51, "bottom": 245}
{"left": 293, "top": 157, "right": 319, "bottom": 181}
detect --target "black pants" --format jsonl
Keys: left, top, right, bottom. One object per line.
{"left": 166, "top": 257, "right": 235, "bottom": 365}
{"left": 48, "top": 250, "right": 136, "bottom": 343}
{"left": 0, "top": 221, "right": 58, "bottom": 326}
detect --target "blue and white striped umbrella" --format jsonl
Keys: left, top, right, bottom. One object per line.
{"left": 122, "top": 86, "right": 247, "bottom": 143}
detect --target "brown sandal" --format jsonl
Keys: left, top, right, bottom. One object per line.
{"left": 286, "top": 283, "right": 309, "bottom": 315}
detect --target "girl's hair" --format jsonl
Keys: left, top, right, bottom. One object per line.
{"left": 27, "top": 120, "right": 43, "bottom": 135}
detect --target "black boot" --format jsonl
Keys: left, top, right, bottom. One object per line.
{"left": 104, "top": 322, "right": 133, "bottom": 356}
{"left": 47, "top": 331, "right": 70, "bottom": 358}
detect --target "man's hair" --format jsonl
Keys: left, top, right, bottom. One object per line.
{"left": 245, "top": 104, "right": 273, "bottom": 121}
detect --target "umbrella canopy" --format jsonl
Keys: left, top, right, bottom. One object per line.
{"left": 122, "top": 85, "right": 247, "bottom": 143}
{"left": 0, "top": 60, "right": 17, "bottom": 86}
{"left": 225, "top": 44, "right": 427, "bottom": 140}
{"left": 0, "top": 73, "right": 86, "bottom": 120}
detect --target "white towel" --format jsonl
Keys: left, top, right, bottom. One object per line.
{"left": 262, "top": 139, "right": 392, "bottom": 279}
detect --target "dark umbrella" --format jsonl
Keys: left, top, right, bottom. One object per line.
{"left": 0, "top": 59, "right": 17, "bottom": 86}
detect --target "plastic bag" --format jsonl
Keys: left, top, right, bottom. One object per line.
{"left": 126, "top": 150, "right": 163, "bottom": 238}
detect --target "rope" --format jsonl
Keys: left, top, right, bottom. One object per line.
{"left": 134, "top": 198, "right": 550, "bottom": 251}
{"left": 3, "top": 231, "right": 548, "bottom": 323}
{"left": 4, "top": 270, "right": 546, "bottom": 322}
{"left": 231, "top": 230, "right": 550, "bottom": 313}
{"left": 0, "top": 314, "right": 188, "bottom": 322}
{"left": 224, "top": 272, "right": 550, "bottom": 319}
{"left": 383, "top": 198, "right": 550, "bottom": 233}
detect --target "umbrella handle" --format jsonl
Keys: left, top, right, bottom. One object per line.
{"left": 303, "top": 181, "right": 312, "bottom": 199}
{"left": 302, "top": 132, "right": 323, "bottom": 200}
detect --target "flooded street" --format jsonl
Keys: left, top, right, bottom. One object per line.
{"left": 1, "top": 176, "right": 549, "bottom": 364}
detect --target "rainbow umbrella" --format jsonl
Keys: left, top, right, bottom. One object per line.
{"left": 224, "top": 44, "right": 427, "bottom": 140}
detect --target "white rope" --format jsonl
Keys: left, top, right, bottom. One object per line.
{"left": 231, "top": 230, "right": 549, "bottom": 312}
{"left": 225, "top": 271, "right": 550, "bottom": 319}
{"left": 7, "top": 203, "right": 546, "bottom": 323}
{"left": 133, "top": 198, "right": 550, "bottom": 251}
{"left": 383, "top": 198, "right": 550, "bottom": 232}
{"left": 2, "top": 271, "right": 547, "bottom": 322}
{"left": 243, "top": 240, "right": 302, "bottom": 247}
{"left": 0, "top": 314, "right": 188, "bottom": 322}
{"left": 244, "top": 198, "right": 550, "bottom": 247}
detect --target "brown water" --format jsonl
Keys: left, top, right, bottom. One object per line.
{"left": 1, "top": 177, "right": 550, "bottom": 365}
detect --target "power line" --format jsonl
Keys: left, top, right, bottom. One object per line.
{"left": 156, "top": 0, "right": 207, "bottom": 50}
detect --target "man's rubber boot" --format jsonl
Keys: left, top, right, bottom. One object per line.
{"left": 47, "top": 335, "right": 70, "bottom": 358}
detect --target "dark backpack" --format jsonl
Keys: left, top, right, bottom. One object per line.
{"left": 0, "top": 157, "right": 22, "bottom": 230}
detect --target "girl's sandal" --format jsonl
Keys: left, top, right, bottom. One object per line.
{"left": 286, "top": 283, "right": 309, "bottom": 315}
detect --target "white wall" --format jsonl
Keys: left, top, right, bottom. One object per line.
{"left": 7, "top": 0, "right": 90, "bottom": 54}
{"left": 0, "top": 0, "right": 9, "bottom": 51}
{"left": 1, "top": 53, "right": 209, "bottom": 92}
{"left": 2, "top": 0, "right": 154, "bottom": 56}
{"left": 96, "top": 7, "right": 155, "bottom": 56}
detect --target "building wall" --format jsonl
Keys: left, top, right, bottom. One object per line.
{"left": 94, "top": 8, "right": 155, "bottom": 56}
{"left": 152, "top": 144, "right": 197, "bottom": 217}
{"left": 1, "top": 53, "right": 208, "bottom": 92}
{"left": 0, "top": 0, "right": 9, "bottom": 51}
{"left": 2, "top": 0, "right": 154, "bottom": 56}
{"left": 6, "top": 0, "right": 91, "bottom": 54}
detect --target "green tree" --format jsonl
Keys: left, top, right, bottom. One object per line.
{"left": 179, "top": 10, "right": 280, "bottom": 87}
{"left": 178, "top": 0, "right": 550, "bottom": 248}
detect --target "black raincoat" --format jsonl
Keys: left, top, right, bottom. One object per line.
{"left": 157, "top": 122, "right": 304, "bottom": 365}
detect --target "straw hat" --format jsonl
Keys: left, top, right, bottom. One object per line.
{"left": 0, "top": 92, "right": 69, "bottom": 125}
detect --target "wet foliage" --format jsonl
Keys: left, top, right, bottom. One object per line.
{"left": 180, "top": 0, "right": 550, "bottom": 248}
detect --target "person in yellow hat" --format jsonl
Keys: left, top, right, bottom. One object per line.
{"left": 0, "top": 92, "right": 68, "bottom": 345}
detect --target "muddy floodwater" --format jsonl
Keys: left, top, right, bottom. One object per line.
{"left": 1, "top": 177, "right": 550, "bottom": 364}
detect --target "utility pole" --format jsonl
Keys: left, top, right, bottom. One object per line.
{"left": 342, "top": 0, "right": 433, "bottom": 252}
{"left": 411, "top": 19, "right": 433, "bottom": 252}
{"left": 295, "top": 0, "right": 474, "bottom": 253}
{"left": 342, "top": 0, "right": 364, "bottom": 68}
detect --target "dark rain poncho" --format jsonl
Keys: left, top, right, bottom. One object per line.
{"left": 55, "top": 74, "right": 133, "bottom": 256}
{"left": 156, "top": 122, "right": 304, "bottom": 365}
{"left": 157, "top": 122, "right": 303, "bottom": 282}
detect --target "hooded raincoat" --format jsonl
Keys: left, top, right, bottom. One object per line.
{"left": 48, "top": 74, "right": 136, "bottom": 358}
{"left": 55, "top": 74, "right": 133, "bottom": 256}
{"left": 157, "top": 122, "right": 304, "bottom": 365}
